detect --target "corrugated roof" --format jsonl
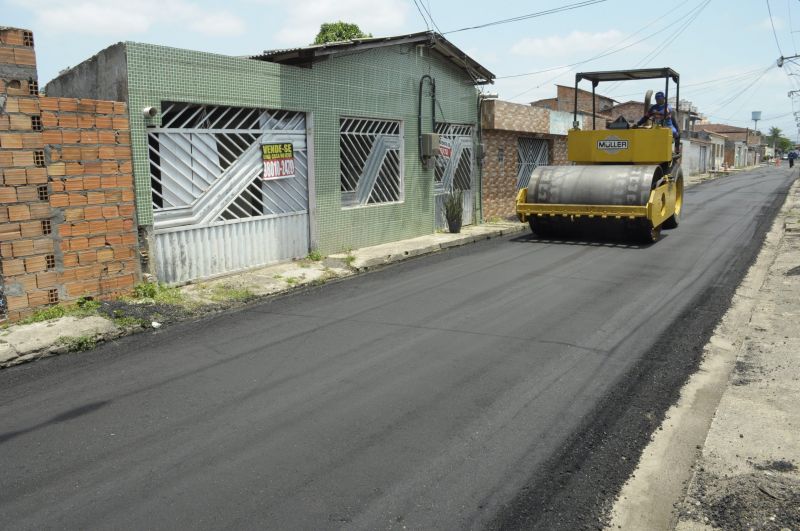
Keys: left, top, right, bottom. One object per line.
{"left": 251, "top": 31, "right": 494, "bottom": 85}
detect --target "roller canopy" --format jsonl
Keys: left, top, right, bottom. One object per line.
{"left": 576, "top": 68, "right": 679, "bottom": 84}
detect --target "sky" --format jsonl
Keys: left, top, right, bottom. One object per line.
{"left": 4, "top": 0, "right": 800, "bottom": 139}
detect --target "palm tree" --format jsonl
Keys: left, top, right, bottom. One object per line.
{"left": 767, "top": 126, "right": 782, "bottom": 146}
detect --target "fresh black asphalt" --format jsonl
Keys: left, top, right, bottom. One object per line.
{"left": 0, "top": 167, "right": 795, "bottom": 530}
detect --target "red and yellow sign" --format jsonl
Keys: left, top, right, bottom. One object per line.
{"left": 262, "top": 143, "right": 295, "bottom": 179}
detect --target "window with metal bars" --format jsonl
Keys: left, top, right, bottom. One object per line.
{"left": 339, "top": 117, "right": 403, "bottom": 207}
{"left": 516, "top": 137, "right": 549, "bottom": 191}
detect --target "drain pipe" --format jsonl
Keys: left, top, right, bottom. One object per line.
{"left": 418, "top": 75, "right": 436, "bottom": 165}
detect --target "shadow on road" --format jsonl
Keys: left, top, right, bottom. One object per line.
{"left": 0, "top": 401, "right": 109, "bottom": 444}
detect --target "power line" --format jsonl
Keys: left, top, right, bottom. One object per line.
{"left": 443, "top": 0, "right": 609, "bottom": 35}
{"left": 767, "top": 0, "right": 784, "bottom": 55}
{"left": 419, "top": 1, "right": 443, "bottom": 34}
{"left": 410, "top": 0, "right": 430, "bottom": 31}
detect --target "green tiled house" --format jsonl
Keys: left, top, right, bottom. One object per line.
{"left": 45, "top": 32, "right": 494, "bottom": 284}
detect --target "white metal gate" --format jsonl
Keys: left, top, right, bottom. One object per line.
{"left": 434, "top": 123, "right": 474, "bottom": 229}
{"left": 148, "top": 103, "right": 310, "bottom": 283}
{"left": 699, "top": 145, "right": 708, "bottom": 173}
{"left": 517, "top": 137, "right": 549, "bottom": 190}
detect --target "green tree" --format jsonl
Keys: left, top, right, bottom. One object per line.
{"left": 767, "top": 126, "right": 782, "bottom": 147}
{"left": 313, "top": 22, "right": 372, "bottom": 45}
{"left": 776, "top": 136, "right": 793, "bottom": 152}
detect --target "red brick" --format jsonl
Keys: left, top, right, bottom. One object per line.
{"left": 47, "top": 162, "right": 66, "bottom": 177}
{"left": 7, "top": 204, "right": 30, "bottom": 221}
{"left": 94, "top": 116, "right": 113, "bottom": 129}
{"left": 61, "top": 131, "right": 81, "bottom": 144}
{"left": 2, "top": 168, "right": 26, "bottom": 185}
{"left": 15, "top": 185, "right": 38, "bottom": 202}
{"left": 97, "top": 248, "right": 114, "bottom": 262}
{"left": 81, "top": 147, "right": 99, "bottom": 160}
{"left": 114, "top": 146, "right": 131, "bottom": 159}
{"left": 50, "top": 179, "right": 65, "bottom": 192}
{"left": 122, "top": 219, "right": 135, "bottom": 231}
{"left": 12, "top": 151, "right": 34, "bottom": 166}
{"left": 83, "top": 161, "right": 103, "bottom": 174}
{"left": 0, "top": 187, "right": 16, "bottom": 203}
{"left": 69, "top": 222, "right": 90, "bottom": 236}
{"left": 118, "top": 161, "right": 132, "bottom": 173}
{"left": 101, "top": 205, "right": 118, "bottom": 218}
{"left": 0, "top": 225, "right": 21, "bottom": 241}
{"left": 24, "top": 255, "right": 46, "bottom": 272}
{"left": 59, "top": 269, "right": 77, "bottom": 282}
{"left": 57, "top": 114, "right": 77, "bottom": 129}
{"left": 100, "top": 176, "right": 116, "bottom": 188}
{"left": 88, "top": 235, "right": 106, "bottom": 248}
{"left": 39, "top": 97, "right": 59, "bottom": 111}
{"left": 80, "top": 131, "right": 98, "bottom": 144}
{"left": 29, "top": 203, "right": 50, "bottom": 219}
{"left": 62, "top": 253, "right": 79, "bottom": 267}
{"left": 33, "top": 239, "right": 53, "bottom": 253}
{"left": 68, "top": 193, "right": 87, "bottom": 206}
{"left": 22, "top": 134, "right": 44, "bottom": 149}
{"left": 41, "top": 129, "right": 62, "bottom": 144}
{"left": 11, "top": 239, "right": 34, "bottom": 256}
{"left": 5, "top": 294, "right": 28, "bottom": 311}
{"left": 0, "top": 133, "right": 23, "bottom": 149}
{"left": 0, "top": 152, "right": 13, "bottom": 167}
{"left": 69, "top": 237, "right": 89, "bottom": 251}
{"left": 14, "top": 48, "right": 36, "bottom": 66}
{"left": 26, "top": 168, "right": 47, "bottom": 184}
{"left": 1, "top": 258, "right": 25, "bottom": 276}
{"left": 0, "top": 115, "right": 9, "bottom": 131}
{"left": 87, "top": 191, "right": 104, "bottom": 205}
{"left": 59, "top": 99, "right": 78, "bottom": 112}
{"left": 0, "top": 29, "right": 26, "bottom": 45}
{"left": 17, "top": 98, "right": 39, "bottom": 114}
{"left": 28, "top": 290, "right": 51, "bottom": 308}
{"left": 9, "top": 115, "right": 33, "bottom": 130}
{"left": 98, "top": 131, "right": 116, "bottom": 144}
{"left": 82, "top": 176, "right": 101, "bottom": 189}
{"left": 65, "top": 162, "right": 83, "bottom": 176}
{"left": 36, "top": 271, "right": 59, "bottom": 288}
{"left": 121, "top": 189, "right": 135, "bottom": 202}
{"left": 78, "top": 250, "right": 97, "bottom": 264}
{"left": 121, "top": 233, "right": 137, "bottom": 246}
{"left": 15, "top": 274, "right": 39, "bottom": 292}
{"left": 84, "top": 207, "right": 104, "bottom": 220}
{"left": 64, "top": 178, "right": 84, "bottom": 191}
{"left": 49, "top": 193, "right": 69, "bottom": 207}
{"left": 118, "top": 204, "right": 135, "bottom": 217}
{"left": 61, "top": 147, "right": 82, "bottom": 160}
{"left": 88, "top": 220, "right": 106, "bottom": 233}
{"left": 95, "top": 101, "right": 114, "bottom": 114}
{"left": 105, "top": 235, "right": 123, "bottom": 246}
{"left": 106, "top": 219, "right": 124, "bottom": 232}
{"left": 104, "top": 190, "right": 122, "bottom": 202}
{"left": 3, "top": 98, "right": 20, "bottom": 113}
{"left": 113, "top": 102, "right": 127, "bottom": 114}
{"left": 19, "top": 221, "right": 43, "bottom": 238}
{"left": 78, "top": 115, "right": 94, "bottom": 128}
{"left": 64, "top": 208, "right": 84, "bottom": 222}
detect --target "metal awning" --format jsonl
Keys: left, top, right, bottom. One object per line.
{"left": 577, "top": 68, "right": 679, "bottom": 84}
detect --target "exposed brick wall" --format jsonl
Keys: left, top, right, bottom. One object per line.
{"left": 0, "top": 28, "right": 138, "bottom": 322}
{"left": 609, "top": 101, "right": 644, "bottom": 123}
{"left": 481, "top": 130, "right": 565, "bottom": 221}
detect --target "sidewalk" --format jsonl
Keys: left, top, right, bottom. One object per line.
{"left": 608, "top": 173, "right": 800, "bottom": 530}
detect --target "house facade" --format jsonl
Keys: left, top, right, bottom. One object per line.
{"left": 46, "top": 33, "right": 493, "bottom": 284}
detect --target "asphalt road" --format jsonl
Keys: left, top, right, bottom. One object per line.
{"left": 0, "top": 167, "right": 795, "bottom": 530}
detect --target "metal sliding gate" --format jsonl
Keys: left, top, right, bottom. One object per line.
{"left": 516, "top": 137, "right": 549, "bottom": 191}
{"left": 148, "top": 103, "right": 310, "bottom": 283}
{"left": 434, "top": 123, "right": 475, "bottom": 230}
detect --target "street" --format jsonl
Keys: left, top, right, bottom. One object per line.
{"left": 0, "top": 167, "right": 794, "bottom": 530}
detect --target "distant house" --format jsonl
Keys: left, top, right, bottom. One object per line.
{"left": 699, "top": 124, "right": 763, "bottom": 167}
{"left": 532, "top": 85, "right": 616, "bottom": 118}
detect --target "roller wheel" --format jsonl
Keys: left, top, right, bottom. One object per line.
{"left": 529, "top": 218, "right": 554, "bottom": 238}
{"left": 640, "top": 222, "right": 661, "bottom": 244}
{"left": 663, "top": 169, "right": 684, "bottom": 230}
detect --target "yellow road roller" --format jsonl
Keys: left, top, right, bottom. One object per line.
{"left": 516, "top": 68, "right": 684, "bottom": 243}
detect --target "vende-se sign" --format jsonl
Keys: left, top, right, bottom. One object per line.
{"left": 262, "top": 143, "right": 295, "bottom": 179}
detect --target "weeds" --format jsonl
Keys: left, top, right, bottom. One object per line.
{"left": 132, "top": 282, "right": 185, "bottom": 305}
{"left": 16, "top": 297, "right": 101, "bottom": 325}
{"left": 209, "top": 284, "right": 254, "bottom": 302}
{"left": 58, "top": 334, "right": 96, "bottom": 352}
{"left": 307, "top": 249, "right": 324, "bottom": 261}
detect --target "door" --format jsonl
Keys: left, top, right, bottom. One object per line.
{"left": 434, "top": 123, "right": 475, "bottom": 229}
{"left": 148, "top": 103, "right": 310, "bottom": 283}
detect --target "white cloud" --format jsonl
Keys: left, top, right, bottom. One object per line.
{"left": 12, "top": 0, "right": 246, "bottom": 36}
{"left": 510, "top": 30, "right": 625, "bottom": 58}
{"left": 253, "top": 0, "right": 409, "bottom": 45}
{"left": 755, "top": 17, "right": 786, "bottom": 31}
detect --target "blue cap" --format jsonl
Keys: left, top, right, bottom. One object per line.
{"left": 655, "top": 91, "right": 665, "bottom": 99}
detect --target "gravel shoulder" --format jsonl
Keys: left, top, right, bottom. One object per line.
{"left": 607, "top": 174, "right": 800, "bottom": 530}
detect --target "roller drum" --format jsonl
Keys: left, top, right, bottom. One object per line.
{"left": 527, "top": 165, "right": 662, "bottom": 207}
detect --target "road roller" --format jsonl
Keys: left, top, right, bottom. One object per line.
{"left": 516, "top": 68, "right": 684, "bottom": 243}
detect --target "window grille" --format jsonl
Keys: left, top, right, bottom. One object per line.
{"left": 516, "top": 138, "right": 549, "bottom": 191}
{"left": 339, "top": 117, "right": 403, "bottom": 207}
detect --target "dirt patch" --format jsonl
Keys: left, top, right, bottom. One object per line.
{"left": 785, "top": 265, "right": 800, "bottom": 276}
{"left": 754, "top": 460, "right": 798, "bottom": 473}
{"left": 681, "top": 471, "right": 800, "bottom": 530}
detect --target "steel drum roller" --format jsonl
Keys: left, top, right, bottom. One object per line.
{"left": 527, "top": 165, "right": 663, "bottom": 207}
